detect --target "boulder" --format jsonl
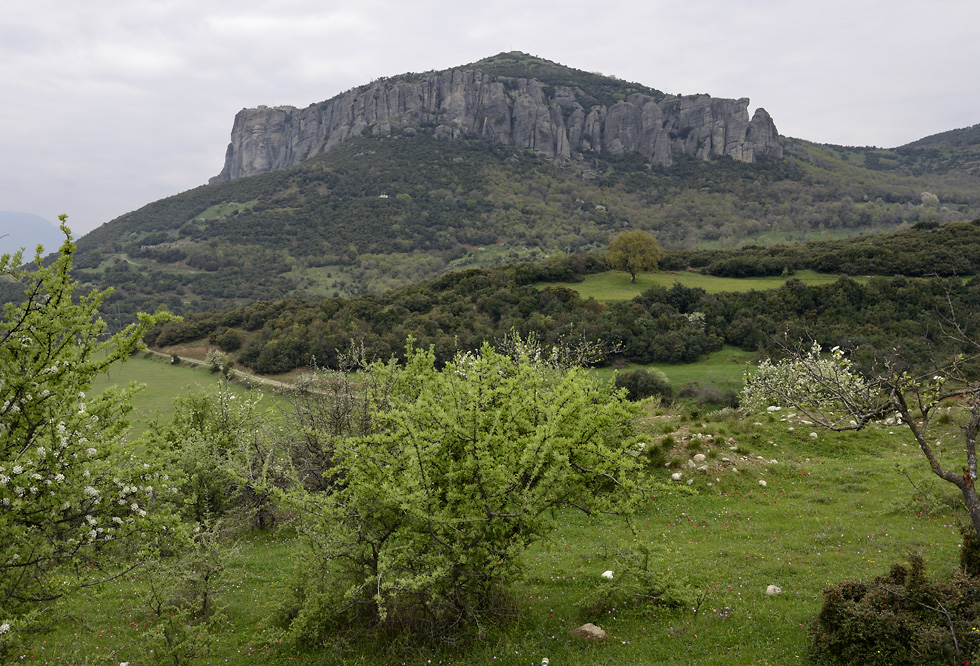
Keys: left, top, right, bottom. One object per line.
{"left": 570, "top": 623, "right": 607, "bottom": 640}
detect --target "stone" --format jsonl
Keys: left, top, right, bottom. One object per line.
{"left": 759, "top": 479, "right": 767, "bottom": 487}
{"left": 601, "top": 570, "right": 614, "bottom": 579}
{"left": 211, "top": 56, "right": 782, "bottom": 183}
{"left": 693, "top": 453, "right": 706, "bottom": 463}
{"left": 672, "top": 472, "right": 683, "bottom": 481}
{"left": 570, "top": 623, "right": 607, "bottom": 640}
{"left": 766, "top": 585, "right": 782, "bottom": 596}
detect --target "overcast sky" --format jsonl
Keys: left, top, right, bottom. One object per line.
{"left": 2, "top": 0, "right": 978, "bottom": 237}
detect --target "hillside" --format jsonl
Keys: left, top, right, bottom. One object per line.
{"left": 13, "top": 53, "right": 971, "bottom": 325}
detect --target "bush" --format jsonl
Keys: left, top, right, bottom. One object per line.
{"left": 279, "top": 341, "right": 642, "bottom": 644}
{"left": 615, "top": 368, "right": 673, "bottom": 402}
{"left": 810, "top": 553, "right": 980, "bottom": 665}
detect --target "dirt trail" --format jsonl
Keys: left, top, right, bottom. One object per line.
{"left": 144, "top": 349, "right": 297, "bottom": 391}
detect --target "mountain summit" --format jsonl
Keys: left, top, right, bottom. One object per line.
{"left": 210, "top": 52, "right": 781, "bottom": 183}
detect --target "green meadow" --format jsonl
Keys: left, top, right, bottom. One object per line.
{"left": 20, "top": 354, "right": 970, "bottom": 665}
{"left": 549, "top": 269, "right": 862, "bottom": 301}
{"left": 90, "top": 351, "right": 284, "bottom": 435}
{"left": 594, "top": 345, "right": 755, "bottom": 389}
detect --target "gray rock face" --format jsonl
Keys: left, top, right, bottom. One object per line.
{"left": 210, "top": 67, "right": 782, "bottom": 184}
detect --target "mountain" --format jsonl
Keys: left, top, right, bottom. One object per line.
{"left": 0, "top": 212, "right": 64, "bottom": 257}
{"left": 211, "top": 52, "right": 781, "bottom": 184}
{"left": 42, "top": 54, "right": 980, "bottom": 327}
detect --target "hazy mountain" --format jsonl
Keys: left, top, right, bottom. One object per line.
{"left": 0, "top": 212, "right": 64, "bottom": 257}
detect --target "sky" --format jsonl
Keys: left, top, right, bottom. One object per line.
{"left": 2, "top": 0, "right": 978, "bottom": 237}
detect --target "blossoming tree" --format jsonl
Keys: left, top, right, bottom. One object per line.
{"left": 0, "top": 217, "right": 171, "bottom": 651}
{"left": 742, "top": 340, "right": 980, "bottom": 540}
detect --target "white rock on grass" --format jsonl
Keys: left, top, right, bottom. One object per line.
{"left": 759, "top": 479, "right": 767, "bottom": 487}
{"left": 672, "top": 472, "right": 683, "bottom": 481}
{"left": 766, "top": 585, "right": 782, "bottom": 596}
{"left": 809, "top": 432, "right": 818, "bottom": 439}
{"left": 601, "top": 570, "right": 614, "bottom": 579}
{"left": 570, "top": 623, "right": 607, "bottom": 640}
{"left": 693, "top": 453, "right": 706, "bottom": 463}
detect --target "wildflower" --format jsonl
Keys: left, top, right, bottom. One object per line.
{"left": 0, "top": 622, "right": 10, "bottom": 634}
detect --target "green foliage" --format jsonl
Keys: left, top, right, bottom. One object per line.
{"left": 809, "top": 554, "right": 980, "bottom": 666}
{"left": 136, "top": 524, "right": 235, "bottom": 665}
{"left": 575, "top": 546, "right": 692, "bottom": 620}
{"left": 615, "top": 368, "right": 674, "bottom": 402}
{"left": 144, "top": 388, "right": 275, "bottom": 529}
{"left": 0, "top": 217, "right": 173, "bottom": 652}
{"left": 280, "top": 341, "right": 641, "bottom": 642}
{"left": 606, "top": 229, "right": 662, "bottom": 283}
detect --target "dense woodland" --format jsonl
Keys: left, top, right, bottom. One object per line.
{"left": 147, "top": 234, "right": 980, "bottom": 377}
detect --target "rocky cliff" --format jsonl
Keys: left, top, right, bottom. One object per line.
{"left": 211, "top": 58, "right": 782, "bottom": 183}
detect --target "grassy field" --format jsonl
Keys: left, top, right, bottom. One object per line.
{"left": 548, "top": 269, "right": 862, "bottom": 301}
{"left": 594, "top": 345, "right": 755, "bottom": 389}
{"left": 20, "top": 355, "right": 972, "bottom": 664}
{"left": 28, "top": 407, "right": 967, "bottom": 665}
{"left": 90, "top": 351, "right": 284, "bottom": 435}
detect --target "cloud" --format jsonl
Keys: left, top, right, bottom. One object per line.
{"left": 1, "top": 0, "right": 978, "bottom": 234}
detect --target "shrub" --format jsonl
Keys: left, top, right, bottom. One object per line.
{"left": 615, "top": 368, "right": 673, "bottom": 402}
{"left": 810, "top": 553, "right": 980, "bottom": 665}
{"left": 279, "top": 341, "right": 642, "bottom": 644}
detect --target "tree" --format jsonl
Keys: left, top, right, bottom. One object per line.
{"left": 741, "top": 339, "right": 980, "bottom": 540}
{"left": 606, "top": 229, "right": 662, "bottom": 283}
{"left": 0, "top": 217, "right": 172, "bottom": 652}
{"left": 279, "top": 339, "right": 642, "bottom": 643}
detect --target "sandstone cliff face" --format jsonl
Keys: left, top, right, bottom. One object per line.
{"left": 210, "top": 67, "right": 782, "bottom": 183}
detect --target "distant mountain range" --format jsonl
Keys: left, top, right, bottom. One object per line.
{"left": 0, "top": 212, "right": 64, "bottom": 257}
{"left": 14, "top": 53, "right": 976, "bottom": 326}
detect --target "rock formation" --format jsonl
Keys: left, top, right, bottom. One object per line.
{"left": 210, "top": 62, "right": 782, "bottom": 184}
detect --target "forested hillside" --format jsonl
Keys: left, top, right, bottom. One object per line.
{"left": 147, "top": 239, "right": 980, "bottom": 377}
{"left": 47, "top": 130, "right": 976, "bottom": 327}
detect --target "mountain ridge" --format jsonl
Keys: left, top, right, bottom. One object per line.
{"left": 210, "top": 51, "right": 781, "bottom": 183}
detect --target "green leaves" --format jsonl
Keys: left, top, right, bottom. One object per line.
{"left": 285, "top": 339, "right": 641, "bottom": 640}
{"left": 0, "top": 217, "right": 174, "bottom": 649}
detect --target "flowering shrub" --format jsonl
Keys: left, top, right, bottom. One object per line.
{"left": 0, "top": 218, "right": 173, "bottom": 654}
{"left": 740, "top": 341, "right": 868, "bottom": 419}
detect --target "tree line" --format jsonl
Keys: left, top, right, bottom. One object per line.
{"left": 147, "top": 249, "right": 980, "bottom": 377}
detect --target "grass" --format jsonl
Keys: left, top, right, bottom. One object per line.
{"left": 20, "top": 384, "right": 972, "bottom": 665}
{"left": 548, "top": 269, "right": 864, "bottom": 302}
{"left": 593, "top": 345, "right": 755, "bottom": 389}
{"left": 90, "top": 351, "right": 282, "bottom": 436}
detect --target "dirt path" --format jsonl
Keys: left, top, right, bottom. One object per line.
{"left": 144, "top": 348, "right": 297, "bottom": 391}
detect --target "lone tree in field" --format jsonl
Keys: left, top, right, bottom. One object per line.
{"left": 742, "top": 336, "right": 980, "bottom": 541}
{"left": 606, "top": 229, "right": 662, "bottom": 284}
